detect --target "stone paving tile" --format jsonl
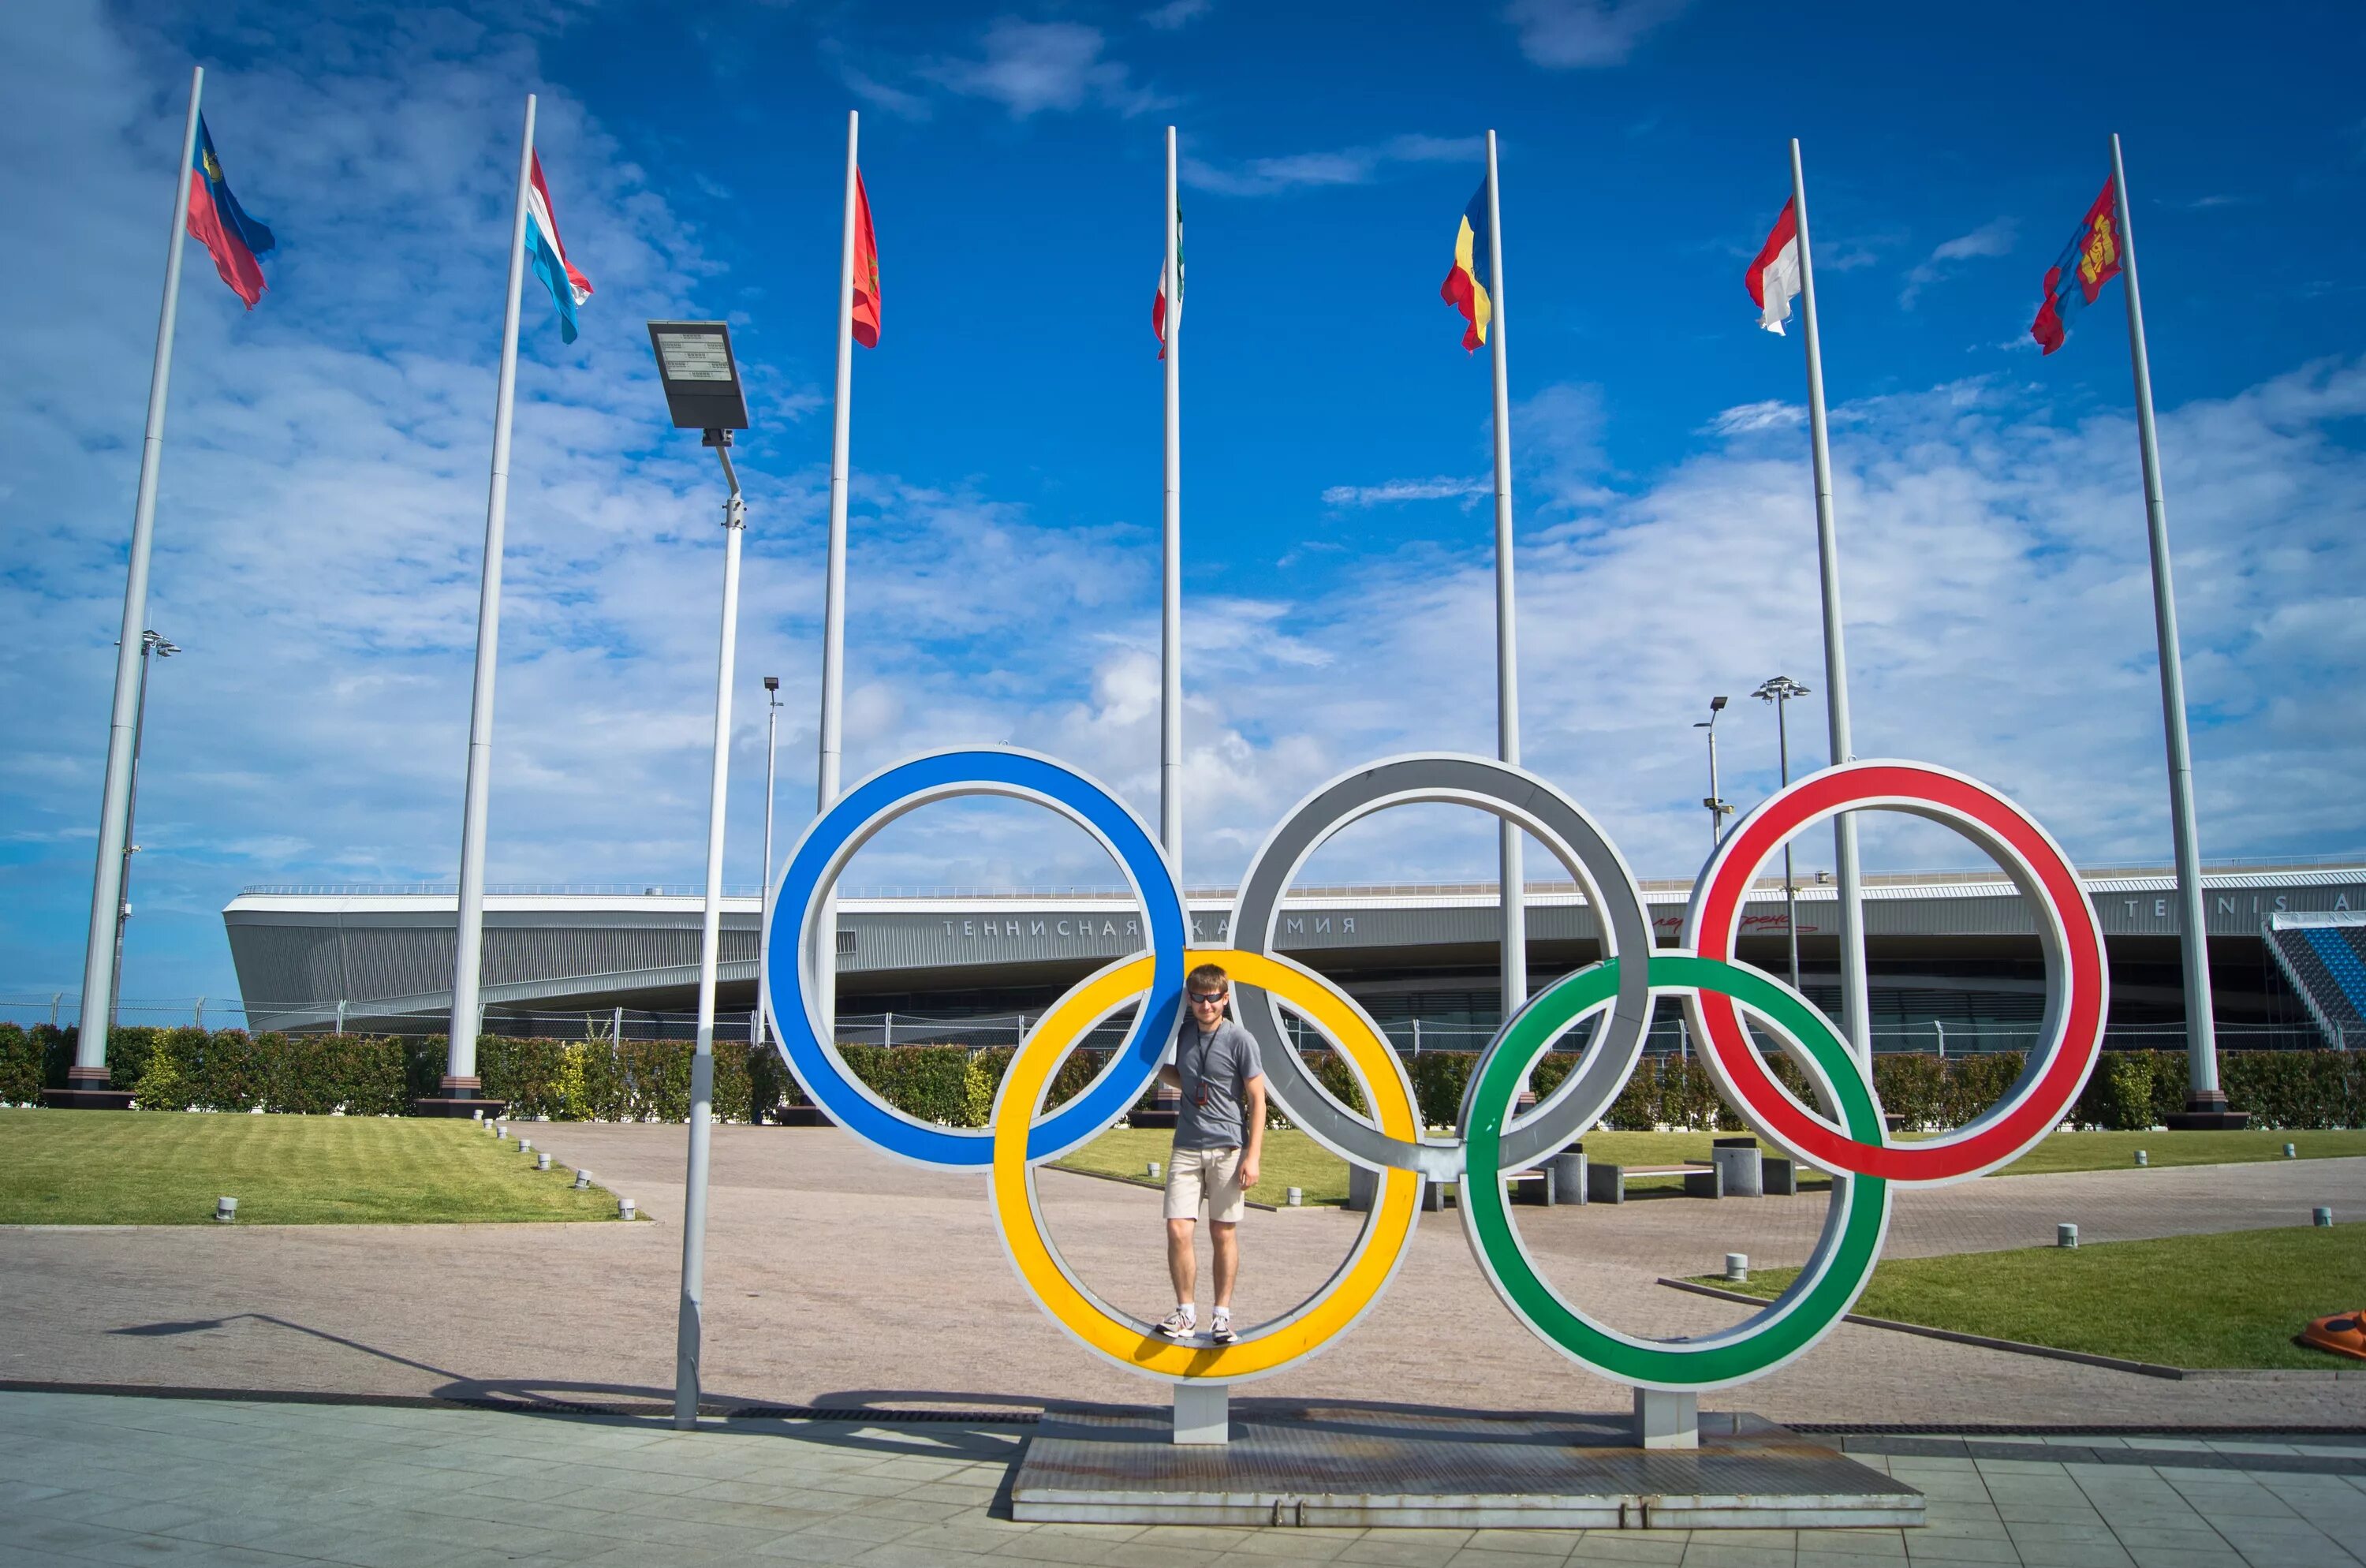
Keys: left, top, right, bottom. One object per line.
{"left": 1334, "top": 1529, "right": 1482, "bottom": 1566}
{"left": 19, "top": 1391, "right": 2366, "bottom": 1568}
{"left": 1789, "top": 1529, "right": 1908, "bottom": 1559}
{"left": 994, "top": 1533, "right": 1165, "bottom": 1566}
{"left": 1666, "top": 1542, "right": 1789, "bottom": 1568}
{"left": 1439, "top": 1551, "right": 1568, "bottom": 1568}
{"left": 1565, "top": 1538, "right": 1687, "bottom": 1566}
{"left": 1671, "top": 1545, "right": 1795, "bottom": 1568}
{"left": 2114, "top": 1547, "right": 2248, "bottom": 1568}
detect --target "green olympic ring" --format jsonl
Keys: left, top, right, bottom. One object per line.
{"left": 1460, "top": 953, "right": 1891, "bottom": 1391}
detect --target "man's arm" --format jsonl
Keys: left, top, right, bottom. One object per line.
{"left": 1239, "top": 1073, "right": 1266, "bottom": 1190}
{"left": 1159, "top": 1063, "right": 1181, "bottom": 1090}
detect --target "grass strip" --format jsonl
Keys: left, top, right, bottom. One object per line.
{"left": 1698, "top": 1225, "right": 2366, "bottom": 1370}
{"left": 1056, "top": 1126, "right": 2366, "bottom": 1206}
{"left": 0, "top": 1110, "right": 623, "bottom": 1225}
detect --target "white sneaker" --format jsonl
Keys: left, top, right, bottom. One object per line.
{"left": 1208, "top": 1309, "right": 1237, "bottom": 1345}
{"left": 1155, "top": 1307, "right": 1197, "bottom": 1340}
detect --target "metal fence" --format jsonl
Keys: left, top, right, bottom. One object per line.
{"left": 4, "top": 992, "right": 2345, "bottom": 1055}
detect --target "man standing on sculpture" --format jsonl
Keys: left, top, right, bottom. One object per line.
{"left": 1156, "top": 961, "right": 1267, "bottom": 1344}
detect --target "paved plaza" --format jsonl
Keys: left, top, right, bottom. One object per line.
{"left": 6, "top": 1388, "right": 2366, "bottom": 1568}
{"left": 4, "top": 1127, "right": 2362, "bottom": 1427}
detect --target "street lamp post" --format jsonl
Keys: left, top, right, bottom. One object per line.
{"left": 1752, "top": 676, "right": 1811, "bottom": 993}
{"left": 757, "top": 674, "right": 782, "bottom": 1053}
{"left": 1693, "top": 695, "right": 1733, "bottom": 849}
{"left": 647, "top": 320, "right": 752, "bottom": 1433}
{"left": 108, "top": 631, "right": 180, "bottom": 1033}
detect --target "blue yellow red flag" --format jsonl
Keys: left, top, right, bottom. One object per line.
{"left": 2030, "top": 178, "right": 2121, "bottom": 355}
{"left": 1440, "top": 180, "right": 1492, "bottom": 353}
{"left": 188, "top": 118, "right": 274, "bottom": 308}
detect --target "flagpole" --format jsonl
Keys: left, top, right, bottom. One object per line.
{"left": 1483, "top": 129, "right": 1527, "bottom": 1017}
{"left": 436, "top": 93, "right": 536, "bottom": 1111}
{"left": 1788, "top": 138, "right": 1872, "bottom": 1063}
{"left": 1161, "top": 126, "right": 1183, "bottom": 874}
{"left": 2111, "top": 133, "right": 2226, "bottom": 1122}
{"left": 815, "top": 110, "right": 858, "bottom": 1035}
{"left": 64, "top": 66, "right": 204, "bottom": 1105}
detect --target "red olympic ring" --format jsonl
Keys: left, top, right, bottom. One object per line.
{"left": 1685, "top": 762, "right": 2108, "bottom": 1185}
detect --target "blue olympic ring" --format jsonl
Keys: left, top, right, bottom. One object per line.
{"left": 763, "top": 749, "right": 1188, "bottom": 1169}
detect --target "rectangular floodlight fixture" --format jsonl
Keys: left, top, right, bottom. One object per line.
{"left": 647, "top": 319, "right": 750, "bottom": 431}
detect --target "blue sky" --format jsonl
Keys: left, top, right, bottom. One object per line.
{"left": 4, "top": 0, "right": 2364, "bottom": 1009}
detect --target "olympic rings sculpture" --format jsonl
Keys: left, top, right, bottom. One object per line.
{"left": 764, "top": 748, "right": 2108, "bottom": 1393}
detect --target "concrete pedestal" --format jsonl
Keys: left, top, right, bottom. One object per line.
{"left": 1711, "top": 1141, "right": 1763, "bottom": 1197}
{"left": 2166, "top": 1090, "right": 2251, "bottom": 1130}
{"left": 1634, "top": 1387, "right": 1698, "bottom": 1449}
{"left": 1173, "top": 1383, "right": 1229, "bottom": 1445}
{"left": 40, "top": 1086, "right": 135, "bottom": 1111}
{"left": 1012, "top": 1406, "right": 1924, "bottom": 1529}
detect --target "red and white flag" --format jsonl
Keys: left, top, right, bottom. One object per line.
{"left": 1746, "top": 202, "right": 1801, "bottom": 335}
{"left": 1152, "top": 204, "right": 1182, "bottom": 358}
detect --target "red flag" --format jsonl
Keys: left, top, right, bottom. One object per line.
{"left": 851, "top": 170, "right": 880, "bottom": 349}
{"left": 1745, "top": 202, "right": 1799, "bottom": 334}
{"left": 1153, "top": 203, "right": 1182, "bottom": 359}
{"left": 2031, "top": 180, "right": 2120, "bottom": 356}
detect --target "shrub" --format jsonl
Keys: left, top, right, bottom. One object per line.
{"left": 2222, "top": 1049, "right": 2364, "bottom": 1130}
{"left": 18, "top": 1023, "right": 2361, "bottom": 1133}
{"left": 36, "top": 1025, "right": 75, "bottom": 1091}
{"left": 838, "top": 1043, "right": 976, "bottom": 1126}
{"left": 0, "top": 1024, "right": 39, "bottom": 1104}
{"left": 105, "top": 1027, "right": 165, "bottom": 1092}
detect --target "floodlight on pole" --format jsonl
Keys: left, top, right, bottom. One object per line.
{"left": 1693, "top": 695, "right": 1733, "bottom": 849}
{"left": 1752, "top": 675, "right": 1812, "bottom": 992}
{"left": 651, "top": 319, "right": 751, "bottom": 1433}
{"left": 647, "top": 321, "right": 752, "bottom": 435}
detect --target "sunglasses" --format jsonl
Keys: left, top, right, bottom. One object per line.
{"left": 1188, "top": 991, "right": 1229, "bottom": 1003}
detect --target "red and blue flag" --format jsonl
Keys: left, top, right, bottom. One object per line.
{"left": 2030, "top": 178, "right": 2121, "bottom": 355}
{"left": 524, "top": 152, "right": 593, "bottom": 343}
{"left": 188, "top": 118, "right": 274, "bottom": 309}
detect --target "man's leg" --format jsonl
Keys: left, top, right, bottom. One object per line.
{"left": 1166, "top": 1217, "right": 1197, "bottom": 1305}
{"left": 1210, "top": 1220, "right": 1239, "bottom": 1309}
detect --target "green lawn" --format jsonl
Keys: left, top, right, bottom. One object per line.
{"left": 1058, "top": 1125, "right": 2366, "bottom": 1207}
{"left": 1054, "top": 1127, "right": 1834, "bottom": 1204}
{"left": 1700, "top": 1225, "right": 2366, "bottom": 1370}
{"left": 0, "top": 1110, "right": 625, "bottom": 1225}
{"left": 1057, "top": 1126, "right": 1357, "bottom": 1205}
{"left": 1952, "top": 1128, "right": 2366, "bottom": 1176}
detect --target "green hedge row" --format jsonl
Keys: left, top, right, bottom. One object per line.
{"left": 1383, "top": 1046, "right": 2363, "bottom": 1133}
{"left": 5, "top": 1022, "right": 2359, "bottom": 1132}
{"left": 0, "top": 1025, "right": 1145, "bottom": 1126}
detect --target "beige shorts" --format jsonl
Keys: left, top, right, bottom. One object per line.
{"left": 1163, "top": 1144, "right": 1246, "bottom": 1223}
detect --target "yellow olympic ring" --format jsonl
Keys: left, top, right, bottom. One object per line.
{"left": 990, "top": 948, "right": 1424, "bottom": 1383}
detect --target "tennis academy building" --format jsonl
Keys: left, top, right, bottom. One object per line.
{"left": 221, "top": 858, "right": 2366, "bottom": 1054}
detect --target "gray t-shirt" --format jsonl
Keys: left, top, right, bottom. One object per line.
{"left": 1172, "top": 1017, "right": 1264, "bottom": 1151}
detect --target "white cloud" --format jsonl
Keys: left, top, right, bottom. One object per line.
{"left": 1323, "top": 477, "right": 1491, "bottom": 507}
{"left": 1141, "top": 0, "right": 1211, "bottom": 29}
{"left": 1709, "top": 400, "right": 1806, "bottom": 435}
{"left": 1901, "top": 217, "right": 2019, "bottom": 307}
{"left": 1184, "top": 133, "right": 1481, "bottom": 197}
{"left": 920, "top": 19, "right": 1162, "bottom": 120}
{"left": 1503, "top": 0, "right": 1691, "bottom": 68}
{"left": 837, "top": 62, "right": 933, "bottom": 121}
